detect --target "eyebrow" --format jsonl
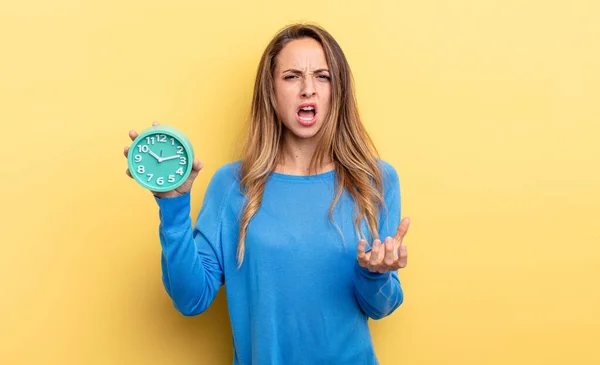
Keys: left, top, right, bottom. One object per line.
{"left": 282, "top": 68, "right": 330, "bottom": 74}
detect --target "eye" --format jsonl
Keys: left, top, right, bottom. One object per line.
{"left": 284, "top": 74, "right": 298, "bottom": 80}
{"left": 317, "top": 75, "right": 331, "bottom": 80}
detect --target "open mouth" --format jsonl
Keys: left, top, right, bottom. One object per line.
{"left": 296, "top": 103, "right": 317, "bottom": 125}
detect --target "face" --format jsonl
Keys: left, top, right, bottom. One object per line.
{"left": 273, "top": 37, "right": 332, "bottom": 142}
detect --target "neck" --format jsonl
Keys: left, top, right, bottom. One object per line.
{"left": 276, "top": 131, "right": 333, "bottom": 176}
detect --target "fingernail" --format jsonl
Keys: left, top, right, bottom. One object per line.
{"left": 401, "top": 244, "right": 407, "bottom": 252}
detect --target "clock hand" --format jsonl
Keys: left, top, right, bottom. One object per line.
{"left": 161, "top": 155, "right": 181, "bottom": 162}
{"left": 148, "top": 149, "right": 163, "bottom": 162}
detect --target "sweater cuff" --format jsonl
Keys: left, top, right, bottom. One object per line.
{"left": 354, "top": 261, "right": 395, "bottom": 300}
{"left": 154, "top": 193, "right": 192, "bottom": 232}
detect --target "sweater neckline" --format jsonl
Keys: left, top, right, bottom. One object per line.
{"left": 269, "top": 168, "right": 335, "bottom": 181}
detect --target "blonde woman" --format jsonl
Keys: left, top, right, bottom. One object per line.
{"left": 124, "top": 23, "right": 411, "bottom": 365}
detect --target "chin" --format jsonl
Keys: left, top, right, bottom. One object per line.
{"left": 294, "top": 130, "right": 319, "bottom": 139}
{"left": 285, "top": 120, "right": 323, "bottom": 140}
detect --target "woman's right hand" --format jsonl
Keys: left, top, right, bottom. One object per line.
{"left": 124, "top": 121, "right": 204, "bottom": 199}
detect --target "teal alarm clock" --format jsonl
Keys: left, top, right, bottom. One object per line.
{"left": 127, "top": 125, "right": 194, "bottom": 192}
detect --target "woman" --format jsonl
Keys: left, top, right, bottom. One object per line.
{"left": 124, "top": 23, "right": 410, "bottom": 365}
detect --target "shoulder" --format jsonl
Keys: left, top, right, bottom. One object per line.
{"left": 375, "top": 159, "right": 400, "bottom": 187}
{"left": 204, "top": 160, "right": 242, "bottom": 198}
{"left": 374, "top": 159, "right": 400, "bottom": 203}
{"left": 211, "top": 160, "right": 243, "bottom": 184}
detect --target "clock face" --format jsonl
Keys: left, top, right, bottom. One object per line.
{"left": 130, "top": 132, "right": 192, "bottom": 191}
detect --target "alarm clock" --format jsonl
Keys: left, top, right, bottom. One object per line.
{"left": 127, "top": 125, "right": 195, "bottom": 192}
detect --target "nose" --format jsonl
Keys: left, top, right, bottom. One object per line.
{"left": 301, "top": 78, "right": 316, "bottom": 98}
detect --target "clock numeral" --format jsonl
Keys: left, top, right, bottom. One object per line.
{"left": 146, "top": 137, "right": 156, "bottom": 145}
{"left": 134, "top": 154, "right": 142, "bottom": 163}
{"left": 170, "top": 138, "right": 175, "bottom": 146}
{"left": 168, "top": 175, "right": 175, "bottom": 183}
{"left": 156, "top": 177, "right": 164, "bottom": 185}
{"left": 179, "top": 157, "right": 187, "bottom": 165}
{"left": 138, "top": 145, "right": 149, "bottom": 153}
{"left": 177, "top": 146, "right": 184, "bottom": 154}
{"left": 175, "top": 167, "right": 184, "bottom": 175}
{"left": 157, "top": 134, "right": 167, "bottom": 143}
{"left": 146, "top": 173, "right": 153, "bottom": 181}
{"left": 137, "top": 165, "right": 145, "bottom": 174}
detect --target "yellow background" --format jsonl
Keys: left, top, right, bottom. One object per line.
{"left": 1, "top": 0, "right": 599, "bottom": 364}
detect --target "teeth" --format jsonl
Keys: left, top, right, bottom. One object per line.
{"left": 300, "top": 106, "right": 315, "bottom": 111}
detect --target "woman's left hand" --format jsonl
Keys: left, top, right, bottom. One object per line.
{"left": 357, "top": 217, "right": 410, "bottom": 273}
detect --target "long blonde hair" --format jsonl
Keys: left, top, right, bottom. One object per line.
{"left": 236, "top": 23, "right": 385, "bottom": 268}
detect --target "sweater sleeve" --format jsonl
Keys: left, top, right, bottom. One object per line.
{"left": 353, "top": 161, "right": 404, "bottom": 320}
{"left": 155, "top": 168, "right": 232, "bottom": 316}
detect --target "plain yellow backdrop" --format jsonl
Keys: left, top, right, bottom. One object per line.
{"left": 1, "top": 0, "right": 599, "bottom": 364}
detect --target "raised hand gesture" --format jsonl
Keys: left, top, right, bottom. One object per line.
{"left": 357, "top": 217, "right": 410, "bottom": 274}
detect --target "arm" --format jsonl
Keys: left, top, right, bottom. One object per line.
{"left": 353, "top": 162, "right": 404, "bottom": 319}
{"left": 156, "top": 171, "right": 230, "bottom": 316}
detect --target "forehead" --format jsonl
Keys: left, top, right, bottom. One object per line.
{"left": 275, "top": 37, "right": 328, "bottom": 70}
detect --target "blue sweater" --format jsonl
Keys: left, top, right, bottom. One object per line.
{"left": 155, "top": 160, "right": 403, "bottom": 365}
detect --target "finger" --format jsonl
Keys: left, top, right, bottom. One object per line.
{"left": 383, "top": 237, "right": 395, "bottom": 268}
{"left": 393, "top": 217, "right": 411, "bottom": 244}
{"left": 124, "top": 146, "right": 129, "bottom": 158}
{"left": 125, "top": 168, "right": 132, "bottom": 179}
{"left": 129, "top": 130, "right": 139, "bottom": 141}
{"left": 192, "top": 159, "right": 204, "bottom": 172}
{"left": 152, "top": 121, "right": 160, "bottom": 126}
{"left": 397, "top": 243, "right": 408, "bottom": 268}
{"left": 368, "top": 239, "right": 382, "bottom": 270}
{"left": 357, "top": 239, "right": 369, "bottom": 266}
{"left": 186, "top": 159, "right": 204, "bottom": 183}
